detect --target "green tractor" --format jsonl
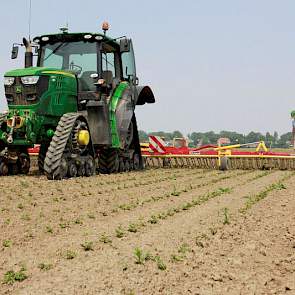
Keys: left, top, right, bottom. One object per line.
{"left": 0, "top": 23, "right": 155, "bottom": 179}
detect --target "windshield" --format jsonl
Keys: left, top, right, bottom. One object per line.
{"left": 39, "top": 41, "right": 98, "bottom": 76}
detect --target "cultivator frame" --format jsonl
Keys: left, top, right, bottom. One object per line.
{"left": 142, "top": 136, "right": 295, "bottom": 171}
{"left": 143, "top": 154, "right": 295, "bottom": 170}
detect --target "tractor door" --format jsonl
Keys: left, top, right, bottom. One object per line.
{"left": 115, "top": 40, "right": 138, "bottom": 147}
{"left": 121, "top": 40, "right": 137, "bottom": 88}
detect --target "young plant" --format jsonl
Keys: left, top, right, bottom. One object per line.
{"left": 3, "top": 267, "right": 28, "bottom": 284}
{"left": 81, "top": 241, "right": 94, "bottom": 251}
{"left": 45, "top": 226, "right": 53, "bottom": 233}
{"left": 133, "top": 248, "right": 152, "bottom": 265}
{"left": 115, "top": 226, "right": 125, "bottom": 238}
{"left": 154, "top": 255, "right": 167, "bottom": 271}
{"left": 171, "top": 185, "right": 181, "bottom": 197}
{"left": 223, "top": 207, "right": 230, "bottom": 225}
{"left": 148, "top": 215, "right": 158, "bottom": 224}
{"left": 74, "top": 218, "right": 83, "bottom": 225}
{"left": 178, "top": 243, "right": 190, "bottom": 254}
{"left": 64, "top": 250, "right": 76, "bottom": 260}
{"left": 2, "top": 240, "right": 12, "bottom": 248}
{"left": 134, "top": 247, "right": 145, "bottom": 265}
{"left": 170, "top": 254, "right": 183, "bottom": 263}
{"left": 38, "top": 263, "right": 53, "bottom": 271}
{"left": 99, "top": 233, "right": 112, "bottom": 244}
{"left": 128, "top": 223, "right": 139, "bottom": 233}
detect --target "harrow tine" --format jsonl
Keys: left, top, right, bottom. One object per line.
{"left": 143, "top": 154, "right": 295, "bottom": 171}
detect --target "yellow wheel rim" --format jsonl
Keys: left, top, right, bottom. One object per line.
{"left": 77, "top": 130, "right": 90, "bottom": 146}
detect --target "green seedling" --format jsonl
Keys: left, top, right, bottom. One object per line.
{"left": 115, "top": 226, "right": 125, "bottom": 238}
{"left": 38, "top": 263, "right": 53, "bottom": 271}
{"left": 74, "top": 218, "right": 83, "bottom": 225}
{"left": 178, "top": 243, "right": 190, "bottom": 254}
{"left": 99, "top": 233, "right": 112, "bottom": 244}
{"left": 170, "top": 254, "right": 183, "bottom": 262}
{"left": 171, "top": 186, "right": 181, "bottom": 196}
{"left": 128, "top": 223, "right": 139, "bottom": 233}
{"left": 81, "top": 241, "right": 94, "bottom": 251}
{"left": 3, "top": 267, "right": 28, "bottom": 284}
{"left": 148, "top": 215, "right": 158, "bottom": 224}
{"left": 154, "top": 255, "right": 166, "bottom": 270}
{"left": 45, "top": 226, "right": 53, "bottom": 233}
{"left": 2, "top": 240, "right": 12, "bottom": 248}
{"left": 59, "top": 222, "right": 70, "bottom": 229}
{"left": 133, "top": 247, "right": 152, "bottom": 265}
{"left": 223, "top": 208, "right": 230, "bottom": 225}
{"left": 64, "top": 250, "right": 76, "bottom": 260}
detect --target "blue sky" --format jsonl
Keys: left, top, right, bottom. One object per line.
{"left": 0, "top": 0, "right": 294, "bottom": 135}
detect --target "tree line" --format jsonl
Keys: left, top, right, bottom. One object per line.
{"left": 139, "top": 130, "right": 293, "bottom": 148}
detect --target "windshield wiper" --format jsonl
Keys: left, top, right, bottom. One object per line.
{"left": 43, "top": 43, "right": 69, "bottom": 62}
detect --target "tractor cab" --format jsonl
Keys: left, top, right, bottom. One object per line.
{"left": 34, "top": 30, "right": 137, "bottom": 104}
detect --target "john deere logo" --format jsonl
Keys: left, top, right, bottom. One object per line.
{"left": 15, "top": 86, "right": 22, "bottom": 94}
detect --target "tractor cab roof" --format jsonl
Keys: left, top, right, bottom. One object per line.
{"left": 33, "top": 32, "right": 120, "bottom": 48}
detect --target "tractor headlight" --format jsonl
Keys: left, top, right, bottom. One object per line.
{"left": 21, "top": 76, "right": 39, "bottom": 85}
{"left": 4, "top": 77, "right": 15, "bottom": 86}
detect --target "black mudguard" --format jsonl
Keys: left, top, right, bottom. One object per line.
{"left": 135, "top": 86, "right": 155, "bottom": 105}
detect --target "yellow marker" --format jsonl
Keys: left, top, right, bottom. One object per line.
{"left": 77, "top": 130, "right": 90, "bottom": 146}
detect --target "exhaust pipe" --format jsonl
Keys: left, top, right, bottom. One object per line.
{"left": 23, "top": 37, "right": 33, "bottom": 68}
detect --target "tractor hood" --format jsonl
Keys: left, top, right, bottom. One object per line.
{"left": 4, "top": 67, "right": 75, "bottom": 78}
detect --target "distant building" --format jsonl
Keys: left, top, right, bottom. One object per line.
{"left": 217, "top": 137, "right": 231, "bottom": 145}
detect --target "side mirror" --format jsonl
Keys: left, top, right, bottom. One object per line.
{"left": 120, "top": 38, "right": 130, "bottom": 53}
{"left": 11, "top": 45, "right": 19, "bottom": 59}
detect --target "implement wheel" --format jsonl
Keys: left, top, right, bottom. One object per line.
{"left": 17, "top": 152, "right": 30, "bottom": 175}
{"left": 0, "top": 162, "right": 9, "bottom": 176}
{"left": 220, "top": 157, "right": 229, "bottom": 171}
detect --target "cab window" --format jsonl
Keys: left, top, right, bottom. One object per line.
{"left": 121, "top": 43, "right": 136, "bottom": 80}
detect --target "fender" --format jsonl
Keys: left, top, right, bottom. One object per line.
{"left": 135, "top": 86, "right": 155, "bottom": 105}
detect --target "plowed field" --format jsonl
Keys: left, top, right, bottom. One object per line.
{"left": 0, "top": 168, "right": 294, "bottom": 294}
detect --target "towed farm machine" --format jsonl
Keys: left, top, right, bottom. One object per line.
{"left": 0, "top": 23, "right": 155, "bottom": 179}
{"left": 142, "top": 135, "right": 295, "bottom": 171}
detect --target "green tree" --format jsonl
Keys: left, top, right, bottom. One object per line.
{"left": 138, "top": 130, "right": 148, "bottom": 142}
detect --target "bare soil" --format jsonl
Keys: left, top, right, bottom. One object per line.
{"left": 0, "top": 167, "right": 294, "bottom": 295}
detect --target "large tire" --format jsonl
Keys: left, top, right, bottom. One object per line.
{"left": 98, "top": 149, "right": 119, "bottom": 174}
